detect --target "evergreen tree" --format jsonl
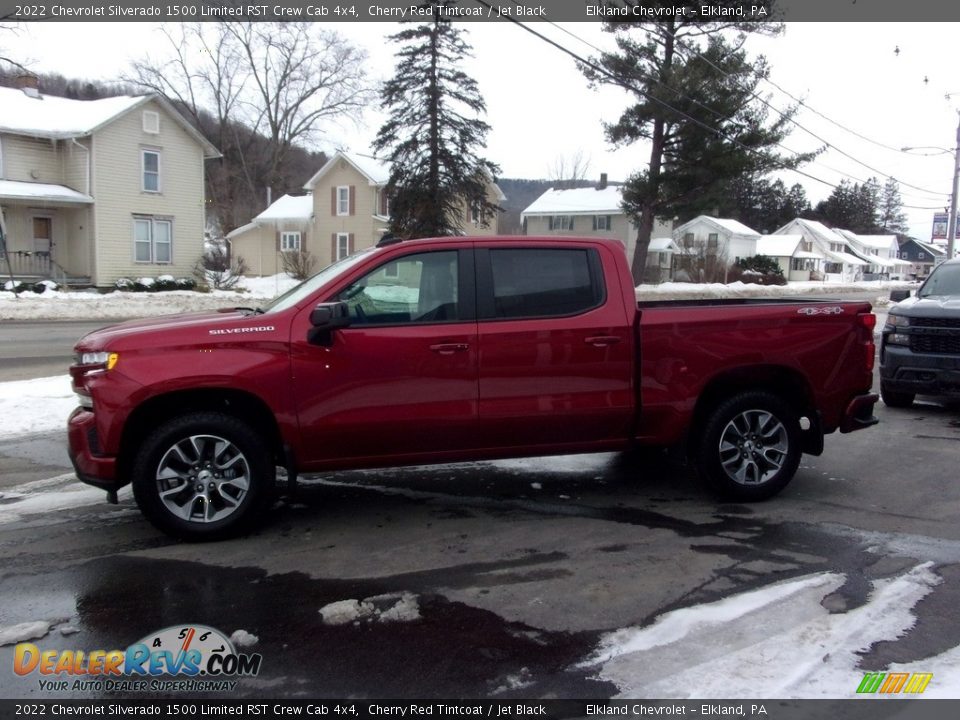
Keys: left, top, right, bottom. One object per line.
{"left": 814, "top": 177, "right": 881, "bottom": 233}
{"left": 583, "top": 10, "right": 816, "bottom": 283}
{"left": 878, "top": 178, "right": 908, "bottom": 233}
{"left": 374, "top": 4, "right": 500, "bottom": 238}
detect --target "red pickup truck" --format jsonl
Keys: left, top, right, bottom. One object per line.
{"left": 68, "top": 237, "right": 878, "bottom": 539}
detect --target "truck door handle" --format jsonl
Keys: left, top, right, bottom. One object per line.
{"left": 585, "top": 335, "right": 621, "bottom": 347}
{"left": 430, "top": 343, "right": 470, "bottom": 355}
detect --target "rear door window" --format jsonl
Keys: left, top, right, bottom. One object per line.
{"left": 482, "top": 248, "right": 604, "bottom": 319}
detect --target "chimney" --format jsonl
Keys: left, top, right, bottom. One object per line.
{"left": 597, "top": 173, "right": 608, "bottom": 190}
{"left": 16, "top": 74, "right": 41, "bottom": 99}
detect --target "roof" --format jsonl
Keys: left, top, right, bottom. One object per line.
{"left": 902, "top": 237, "right": 946, "bottom": 256}
{"left": 649, "top": 237, "right": 680, "bottom": 253}
{"left": 824, "top": 249, "right": 867, "bottom": 266}
{"left": 0, "top": 87, "right": 220, "bottom": 158}
{"left": 0, "top": 179, "right": 93, "bottom": 204}
{"left": 838, "top": 230, "right": 899, "bottom": 252}
{"left": 303, "top": 150, "right": 390, "bottom": 189}
{"left": 225, "top": 222, "right": 257, "bottom": 240}
{"left": 756, "top": 234, "right": 804, "bottom": 257}
{"left": 673, "top": 215, "right": 761, "bottom": 238}
{"left": 776, "top": 218, "right": 849, "bottom": 247}
{"left": 522, "top": 185, "right": 624, "bottom": 215}
{"left": 254, "top": 194, "right": 313, "bottom": 221}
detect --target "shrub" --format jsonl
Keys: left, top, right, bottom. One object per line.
{"left": 175, "top": 277, "right": 196, "bottom": 290}
{"left": 114, "top": 278, "right": 135, "bottom": 291}
{"left": 153, "top": 275, "right": 178, "bottom": 292}
{"left": 280, "top": 250, "right": 317, "bottom": 281}
{"left": 4, "top": 280, "right": 27, "bottom": 294}
{"left": 733, "top": 255, "right": 787, "bottom": 286}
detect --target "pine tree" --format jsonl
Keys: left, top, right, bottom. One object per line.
{"left": 878, "top": 178, "right": 908, "bottom": 233}
{"left": 583, "top": 12, "right": 816, "bottom": 283}
{"left": 373, "top": 4, "right": 500, "bottom": 238}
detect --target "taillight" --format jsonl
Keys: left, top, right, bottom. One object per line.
{"left": 858, "top": 313, "right": 876, "bottom": 373}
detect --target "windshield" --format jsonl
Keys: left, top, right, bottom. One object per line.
{"left": 260, "top": 248, "right": 378, "bottom": 314}
{"left": 918, "top": 263, "right": 960, "bottom": 298}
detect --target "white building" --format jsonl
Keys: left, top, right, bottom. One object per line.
{"left": 755, "top": 234, "right": 824, "bottom": 282}
{"left": 773, "top": 219, "right": 867, "bottom": 282}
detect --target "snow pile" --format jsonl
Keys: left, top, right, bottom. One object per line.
{"left": 319, "top": 592, "right": 421, "bottom": 626}
{"left": 635, "top": 279, "right": 913, "bottom": 301}
{"left": 0, "top": 473, "right": 118, "bottom": 525}
{"left": 586, "top": 563, "right": 956, "bottom": 698}
{"left": 0, "top": 621, "right": 51, "bottom": 647}
{"left": 230, "top": 629, "right": 259, "bottom": 648}
{"left": 0, "top": 375, "right": 75, "bottom": 440}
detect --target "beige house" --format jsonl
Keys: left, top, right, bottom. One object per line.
{"left": 0, "top": 79, "right": 219, "bottom": 287}
{"left": 227, "top": 150, "right": 506, "bottom": 276}
{"left": 520, "top": 179, "right": 673, "bottom": 267}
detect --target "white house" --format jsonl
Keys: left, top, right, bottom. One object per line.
{"left": 836, "top": 230, "right": 909, "bottom": 280}
{"left": 521, "top": 179, "right": 673, "bottom": 266}
{"left": 672, "top": 216, "right": 761, "bottom": 265}
{"left": 755, "top": 234, "right": 824, "bottom": 282}
{"left": 773, "top": 218, "right": 867, "bottom": 282}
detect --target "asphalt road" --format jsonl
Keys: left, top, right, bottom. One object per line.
{"left": 3, "top": 306, "right": 960, "bottom": 703}
{"left": 0, "top": 321, "right": 119, "bottom": 382}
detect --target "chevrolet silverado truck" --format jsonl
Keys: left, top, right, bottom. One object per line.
{"left": 880, "top": 257, "right": 960, "bottom": 407}
{"left": 69, "top": 237, "right": 879, "bottom": 540}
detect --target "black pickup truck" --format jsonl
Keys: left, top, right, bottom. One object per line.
{"left": 881, "top": 257, "right": 960, "bottom": 407}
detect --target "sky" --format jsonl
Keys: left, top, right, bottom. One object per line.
{"left": 4, "top": 20, "right": 960, "bottom": 239}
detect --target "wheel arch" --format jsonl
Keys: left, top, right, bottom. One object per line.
{"left": 690, "top": 365, "right": 823, "bottom": 456}
{"left": 117, "top": 388, "right": 287, "bottom": 483}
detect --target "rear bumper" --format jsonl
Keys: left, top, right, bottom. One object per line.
{"left": 67, "top": 407, "right": 120, "bottom": 490}
{"left": 839, "top": 393, "right": 879, "bottom": 433}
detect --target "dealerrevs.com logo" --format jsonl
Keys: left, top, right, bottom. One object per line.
{"left": 14, "top": 625, "right": 263, "bottom": 693}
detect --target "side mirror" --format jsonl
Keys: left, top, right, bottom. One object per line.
{"left": 889, "top": 289, "right": 911, "bottom": 302}
{"left": 308, "top": 301, "right": 350, "bottom": 345}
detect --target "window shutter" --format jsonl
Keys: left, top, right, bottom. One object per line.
{"left": 349, "top": 186, "right": 356, "bottom": 216}
{"left": 276, "top": 232, "right": 281, "bottom": 252}
{"left": 379, "top": 191, "right": 387, "bottom": 216}
{"left": 331, "top": 233, "right": 337, "bottom": 262}
{"left": 331, "top": 187, "right": 337, "bottom": 216}
{"left": 548, "top": 216, "right": 554, "bottom": 231}
{"left": 569, "top": 217, "right": 574, "bottom": 231}
{"left": 592, "top": 216, "right": 597, "bottom": 231}
{"left": 348, "top": 233, "right": 355, "bottom": 254}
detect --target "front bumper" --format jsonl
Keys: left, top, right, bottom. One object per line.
{"left": 67, "top": 407, "right": 119, "bottom": 490}
{"left": 880, "top": 345, "right": 960, "bottom": 399}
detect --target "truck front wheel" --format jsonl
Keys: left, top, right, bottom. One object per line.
{"left": 695, "top": 392, "right": 802, "bottom": 501}
{"left": 131, "top": 412, "right": 275, "bottom": 540}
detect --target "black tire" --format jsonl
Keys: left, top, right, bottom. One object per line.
{"left": 880, "top": 383, "right": 915, "bottom": 409}
{"left": 131, "top": 412, "right": 275, "bottom": 540}
{"left": 694, "top": 391, "right": 802, "bottom": 502}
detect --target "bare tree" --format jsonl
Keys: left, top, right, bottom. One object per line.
{"left": 279, "top": 250, "right": 317, "bottom": 281}
{"left": 126, "top": 22, "right": 375, "bottom": 229}
{"left": 548, "top": 150, "right": 592, "bottom": 189}
{"left": 0, "top": 22, "right": 28, "bottom": 72}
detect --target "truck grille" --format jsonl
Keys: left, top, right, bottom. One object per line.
{"left": 914, "top": 317, "right": 960, "bottom": 329}
{"left": 910, "top": 333, "right": 960, "bottom": 354}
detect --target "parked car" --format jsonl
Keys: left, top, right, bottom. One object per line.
{"left": 880, "top": 258, "right": 960, "bottom": 408}
{"left": 68, "top": 237, "right": 879, "bottom": 539}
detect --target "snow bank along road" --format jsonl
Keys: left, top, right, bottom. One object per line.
{"left": 1, "top": 361, "right": 959, "bottom": 701}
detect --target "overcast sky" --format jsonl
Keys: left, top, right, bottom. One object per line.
{"left": 5, "top": 20, "right": 960, "bottom": 239}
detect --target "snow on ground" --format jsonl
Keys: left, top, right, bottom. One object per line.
{"left": 585, "top": 563, "right": 960, "bottom": 698}
{"left": 0, "top": 375, "right": 75, "bottom": 440}
{"left": 0, "top": 273, "right": 300, "bottom": 320}
{"left": 0, "top": 473, "right": 124, "bottom": 525}
{"left": 0, "top": 621, "right": 51, "bottom": 647}
{"left": 0, "top": 275, "right": 910, "bottom": 321}
{"left": 318, "top": 593, "right": 421, "bottom": 626}
{"left": 229, "top": 629, "right": 259, "bottom": 648}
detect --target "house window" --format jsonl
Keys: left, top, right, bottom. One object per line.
{"left": 707, "top": 233, "right": 719, "bottom": 254}
{"left": 683, "top": 233, "right": 694, "bottom": 248}
{"left": 593, "top": 215, "right": 612, "bottom": 231}
{"left": 133, "top": 217, "right": 172, "bottom": 263}
{"left": 470, "top": 200, "right": 483, "bottom": 225}
{"left": 336, "top": 232, "right": 350, "bottom": 260}
{"left": 548, "top": 215, "right": 573, "bottom": 231}
{"left": 142, "top": 111, "right": 160, "bottom": 134}
{"left": 280, "top": 231, "right": 301, "bottom": 252}
{"left": 825, "top": 262, "right": 842, "bottom": 274}
{"left": 336, "top": 186, "right": 350, "bottom": 216}
{"left": 142, "top": 149, "right": 161, "bottom": 193}
{"left": 919, "top": 251, "right": 925, "bottom": 259}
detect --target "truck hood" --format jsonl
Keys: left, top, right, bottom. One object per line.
{"left": 892, "top": 295, "right": 960, "bottom": 318}
{"left": 74, "top": 309, "right": 273, "bottom": 351}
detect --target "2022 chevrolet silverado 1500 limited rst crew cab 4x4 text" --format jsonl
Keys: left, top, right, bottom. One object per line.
{"left": 68, "top": 237, "right": 879, "bottom": 540}
{"left": 881, "top": 257, "right": 960, "bottom": 408}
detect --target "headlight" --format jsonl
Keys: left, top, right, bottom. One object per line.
{"left": 78, "top": 351, "right": 119, "bottom": 370}
{"left": 885, "top": 314, "right": 910, "bottom": 329}
{"left": 884, "top": 315, "right": 910, "bottom": 346}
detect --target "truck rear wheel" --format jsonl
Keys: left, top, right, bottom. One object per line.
{"left": 695, "top": 391, "right": 801, "bottom": 501}
{"left": 131, "top": 412, "right": 274, "bottom": 540}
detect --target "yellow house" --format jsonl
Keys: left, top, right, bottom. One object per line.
{"left": 0, "top": 79, "right": 219, "bottom": 287}
{"left": 227, "top": 150, "right": 506, "bottom": 276}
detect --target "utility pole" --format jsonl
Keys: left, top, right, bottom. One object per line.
{"left": 948, "top": 110, "right": 960, "bottom": 261}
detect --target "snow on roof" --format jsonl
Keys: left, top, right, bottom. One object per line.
{"left": 522, "top": 185, "right": 624, "bottom": 215}
{"left": 0, "top": 179, "right": 93, "bottom": 204}
{"left": 706, "top": 217, "right": 761, "bottom": 237}
{"left": 779, "top": 218, "right": 849, "bottom": 246}
{"left": 649, "top": 237, "right": 680, "bottom": 252}
{"left": 824, "top": 249, "right": 867, "bottom": 266}
{"left": 304, "top": 150, "right": 390, "bottom": 189}
{"left": 254, "top": 194, "right": 313, "bottom": 221}
{"left": 0, "top": 86, "right": 147, "bottom": 138}
{"left": 854, "top": 234, "right": 899, "bottom": 250}
{"left": 225, "top": 222, "right": 257, "bottom": 239}
{"left": 756, "top": 234, "right": 804, "bottom": 257}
